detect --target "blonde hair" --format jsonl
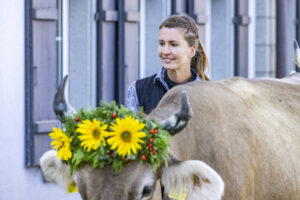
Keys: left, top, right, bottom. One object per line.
{"left": 159, "top": 15, "right": 209, "bottom": 80}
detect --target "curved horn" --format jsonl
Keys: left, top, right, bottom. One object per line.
{"left": 294, "top": 40, "right": 300, "bottom": 69}
{"left": 160, "top": 91, "right": 192, "bottom": 136}
{"left": 53, "top": 75, "right": 76, "bottom": 121}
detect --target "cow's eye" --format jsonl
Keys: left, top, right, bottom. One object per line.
{"left": 142, "top": 185, "right": 153, "bottom": 197}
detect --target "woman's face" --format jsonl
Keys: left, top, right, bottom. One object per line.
{"left": 158, "top": 27, "right": 195, "bottom": 72}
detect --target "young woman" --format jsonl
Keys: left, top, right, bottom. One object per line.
{"left": 126, "top": 15, "right": 209, "bottom": 114}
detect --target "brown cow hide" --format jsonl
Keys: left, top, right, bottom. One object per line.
{"left": 149, "top": 74, "right": 300, "bottom": 200}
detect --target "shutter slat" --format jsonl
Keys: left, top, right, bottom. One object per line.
{"left": 33, "top": 8, "right": 58, "bottom": 21}
{"left": 196, "top": 14, "right": 208, "bottom": 25}
{"left": 34, "top": 120, "right": 60, "bottom": 134}
{"left": 124, "top": 11, "right": 140, "bottom": 22}
{"left": 103, "top": 10, "right": 118, "bottom": 22}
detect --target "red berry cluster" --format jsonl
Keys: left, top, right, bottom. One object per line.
{"left": 141, "top": 134, "right": 157, "bottom": 161}
{"left": 141, "top": 155, "right": 147, "bottom": 161}
{"left": 148, "top": 137, "right": 155, "bottom": 155}
{"left": 74, "top": 116, "right": 80, "bottom": 122}
{"left": 112, "top": 112, "right": 117, "bottom": 118}
{"left": 149, "top": 129, "right": 158, "bottom": 134}
{"left": 109, "top": 150, "right": 114, "bottom": 158}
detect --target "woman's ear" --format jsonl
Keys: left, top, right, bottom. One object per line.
{"left": 189, "top": 45, "right": 197, "bottom": 58}
{"left": 160, "top": 156, "right": 224, "bottom": 200}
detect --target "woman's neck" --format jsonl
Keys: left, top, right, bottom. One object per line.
{"left": 166, "top": 67, "right": 192, "bottom": 83}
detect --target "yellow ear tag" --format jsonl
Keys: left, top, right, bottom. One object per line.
{"left": 168, "top": 187, "right": 188, "bottom": 200}
{"left": 67, "top": 182, "right": 78, "bottom": 193}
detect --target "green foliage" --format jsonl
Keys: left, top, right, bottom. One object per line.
{"left": 56, "top": 101, "right": 171, "bottom": 174}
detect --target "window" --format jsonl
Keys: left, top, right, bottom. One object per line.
{"left": 25, "top": 0, "right": 141, "bottom": 166}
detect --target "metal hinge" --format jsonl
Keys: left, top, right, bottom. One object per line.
{"left": 94, "top": 11, "right": 140, "bottom": 23}
{"left": 95, "top": 11, "right": 119, "bottom": 22}
{"left": 33, "top": 66, "right": 38, "bottom": 86}
{"left": 94, "top": 12, "right": 101, "bottom": 21}
{"left": 233, "top": 15, "right": 251, "bottom": 26}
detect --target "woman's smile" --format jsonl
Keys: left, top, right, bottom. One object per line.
{"left": 162, "top": 57, "right": 174, "bottom": 64}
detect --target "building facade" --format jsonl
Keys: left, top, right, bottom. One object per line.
{"left": 0, "top": 0, "right": 299, "bottom": 199}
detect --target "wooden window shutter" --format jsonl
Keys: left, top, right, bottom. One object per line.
{"left": 25, "top": 0, "right": 59, "bottom": 167}
{"left": 96, "top": 0, "right": 140, "bottom": 105}
{"left": 171, "top": 0, "right": 208, "bottom": 43}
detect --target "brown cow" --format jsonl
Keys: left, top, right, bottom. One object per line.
{"left": 151, "top": 72, "right": 300, "bottom": 200}
{"left": 41, "top": 84, "right": 224, "bottom": 200}
{"left": 41, "top": 44, "right": 300, "bottom": 199}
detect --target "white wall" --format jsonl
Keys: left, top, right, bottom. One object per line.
{"left": 0, "top": 1, "right": 80, "bottom": 199}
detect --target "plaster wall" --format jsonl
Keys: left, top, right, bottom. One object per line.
{"left": 0, "top": 1, "right": 80, "bottom": 199}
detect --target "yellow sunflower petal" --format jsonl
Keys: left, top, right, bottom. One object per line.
{"left": 108, "top": 116, "right": 146, "bottom": 157}
{"left": 77, "top": 119, "right": 108, "bottom": 152}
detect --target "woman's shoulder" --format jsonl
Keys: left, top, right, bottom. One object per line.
{"left": 137, "top": 67, "right": 164, "bottom": 83}
{"left": 136, "top": 73, "right": 158, "bottom": 84}
{"left": 127, "top": 73, "right": 158, "bottom": 93}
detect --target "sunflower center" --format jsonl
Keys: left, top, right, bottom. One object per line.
{"left": 93, "top": 129, "right": 101, "bottom": 139}
{"left": 121, "top": 131, "right": 131, "bottom": 142}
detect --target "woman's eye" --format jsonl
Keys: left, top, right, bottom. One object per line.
{"left": 171, "top": 43, "right": 178, "bottom": 47}
{"left": 142, "top": 185, "right": 153, "bottom": 197}
{"left": 159, "top": 42, "right": 164, "bottom": 46}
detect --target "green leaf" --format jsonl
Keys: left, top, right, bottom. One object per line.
{"left": 50, "top": 101, "right": 172, "bottom": 175}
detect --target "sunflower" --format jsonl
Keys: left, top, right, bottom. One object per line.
{"left": 49, "top": 127, "right": 72, "bottom": 160}
{"left": 67, "top": 181, "right": 78, "bottom": 193}
{"left": 76, "top": 119, "right": 109, "bottom": 152}
{"left": 107, "top": 115, "right": 146, "bottom": 157}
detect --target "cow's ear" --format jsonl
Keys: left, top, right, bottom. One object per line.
{"left": 159, "top": 91, "right": 192, "bottom": 136}
{"left": 160, "top": 159, "right": 224, "bottom": 200}
{"left": 40, "top": 150, "right": 75, "bottom": 192}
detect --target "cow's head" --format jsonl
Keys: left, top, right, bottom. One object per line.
{"left": 40, "top": 76, "right": 224, "bottom": 200}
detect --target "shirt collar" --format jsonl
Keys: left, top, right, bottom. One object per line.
{"left": 154, "top": 67, "right": 202, "bottom": 86}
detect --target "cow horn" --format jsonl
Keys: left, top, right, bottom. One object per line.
{"left": 53, "top": 75, "right": 76, "bottom": 121}
{"left": 160, "top": 91, "right": 192, "bottom": 136}
{"left": 294, "top": 40, "right": 300, "bottom": 69}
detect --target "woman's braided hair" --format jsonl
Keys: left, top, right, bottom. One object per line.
{"left": 159, "top": 15, "right": 209, "bottom": 80}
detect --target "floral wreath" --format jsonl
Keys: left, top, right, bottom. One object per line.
{"left": 49, "top": 101, "right": 171, "bottom": 175}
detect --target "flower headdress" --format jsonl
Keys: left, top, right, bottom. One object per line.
{"left": 49, "top": 101, "right": 171, "bottom": 174}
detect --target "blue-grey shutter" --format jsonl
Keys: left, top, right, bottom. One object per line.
{"left": 171, "top": 0, "right": 208, "bottom": 46}
{"left": 296, "top": 0, "right": 300, "bottom": 72}
{"left": 96, "top": 0, "right": 139, "bottom": 105}
{"left": 234, "top": 0, "right": 250, "bottom": 77}
{"left": 96, "top": 0, "right": 118, "bottom": 103}
{"left": 123, "top": 0, "right": 140, "bottom": 104}
{"left": 26, "top": 0, "right": 59, "bottom": 167}
{"left": 194, "top": 0, "right": 208, "bottom": 44}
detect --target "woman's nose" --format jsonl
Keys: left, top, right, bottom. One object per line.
{"left": 161, "top": 45, "right": 171, "bottom": 55}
